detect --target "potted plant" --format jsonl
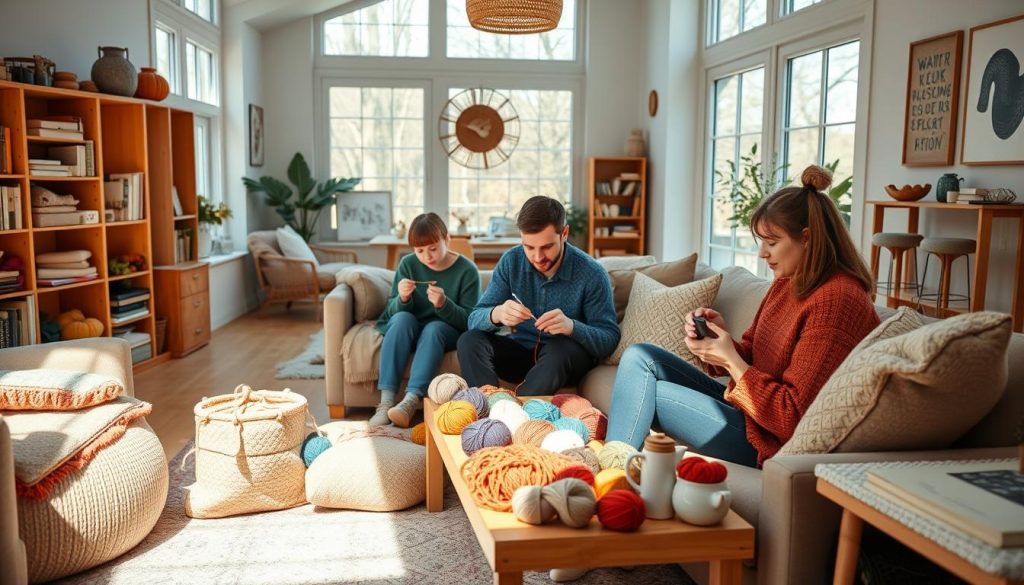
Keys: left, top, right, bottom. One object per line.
{"left": 197, "top": 195, "right": 232, "bottom": 258}
{"left": 563, "top": 200, "right": 588, "bottom": 249}
{"left": 242, "top": 153, "right": 360, "bottom": 243}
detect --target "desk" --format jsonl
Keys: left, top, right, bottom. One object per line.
{"left": 368, "top": 234, "right": 520, "bottom": 269}
{"left": 867, "top": 200, "right": 1024, "bottom": 332}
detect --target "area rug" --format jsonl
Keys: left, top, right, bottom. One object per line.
{"left": 55, "top": 444, "right": 694, "bottom": 585}
{"left": 275, "top": 329, "right": 325, "bottom": 379}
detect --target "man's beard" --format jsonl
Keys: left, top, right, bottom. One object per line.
{"left": 533, "top": 239, "right": 564, "bottom": 272}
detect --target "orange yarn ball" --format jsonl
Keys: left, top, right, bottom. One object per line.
{"left": 557, "top": 395, "right": 593, "bottom": 418}
{"left": 597, "top": 489, "right": 646, "bottom": 532}
{"left": 411, "top": 422, "right": 427, "bottom": 445}
{"left": 577, "top": 407, "right": 608, "bottom": 440}
{"left": 552, "top": 464, "right": 595, "bottom": 487}
{"left": 512, "top": 419, "right": 555, "bottom": 447}
{"left": 550, "top": 393, "right": 578, "bottom": 408}
{"left": 479, "top": 384, "right": 510, "bottom": 396}
{"left": 594, "top": 468, "right": 631, "bottom": 499}
{"left": 435, "top": 399, "right": 478, "bottom": 435}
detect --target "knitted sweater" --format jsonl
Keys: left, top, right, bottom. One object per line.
{"left": 711, "top": 272, "right": 879, "bottom": 466}
{"left": 467, "top": 243, "right": 620, "bottom": 359}
{"left": 376, "top": 253, "right": 480, "bottom": 334}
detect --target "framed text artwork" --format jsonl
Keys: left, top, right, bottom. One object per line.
{"left": 249, "top": 104, "right": 264, "bottom": 167}
{"left": 902, "top": 31, "right": 963, "bottom": 166}
{"left": 961, "top": 14, "right": 1024, "bottom": 165}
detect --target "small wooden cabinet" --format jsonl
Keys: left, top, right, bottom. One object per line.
{"left": 587, "top": 157, "right": 647, "bottom": 257}
{"left": 155, "top": 263, "right": 209, "bottom": 357}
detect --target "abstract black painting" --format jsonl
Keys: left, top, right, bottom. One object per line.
{"left": 962, "top": 14, "right": 1024, "bottom": 165}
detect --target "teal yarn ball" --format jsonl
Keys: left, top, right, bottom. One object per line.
{"left": 460, "top": 418, "right": 512, "bottom": 455}
{"left": 301, "top": 433, "right": 332, "bottom": 467}
{"left": 487, "top": 391, "right": 519, "bottom": 409}
{"left": 454, "top": 387, "right": 489, "bottom": 418}
{"left": 553, "top": 417, "right": 590, "bottom": 443}
{"left": 523, "top": 399, "right": 561, "bottom": 422}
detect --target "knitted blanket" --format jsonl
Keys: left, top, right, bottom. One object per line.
{"left": 342, "top": 321, "right": 383, "bottom": 385}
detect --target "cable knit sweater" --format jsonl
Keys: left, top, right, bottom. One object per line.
{"left": 710, "top": 271, "right": 879, "bottom": 466}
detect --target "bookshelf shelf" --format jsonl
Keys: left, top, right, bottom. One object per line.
{"left": 587, "top": 157, "right": 646, "bottom": 257}
{"left": 0, "top": 229, "right": 29, "bottom": 235}
{"left": 110, "top": 312, "right": 152, "bottom": 327}
{"left": 593, "top": 216, "right": 641, "bottom": 222}
{"left": 0, "top": 290, "right": 30, "bottom": 301}
{"left": 109, "top": 270, "right": 150, "bottom": 282}
{"left": 26, "top": 136, "right": 88, "bottom": 145}
{"left": 35, "top": 278, "right": 104, "bottom": 293}
{"left": 0, "top": 174, "right": 23, "bottom": 179}
{"left": 106, "top": 219, "right": 147, "bottom": 227}
{"left": 27, "top": 176, "right": 99, "bottom": 181}
{"left": 173, "top": 214, "right": 196, "bottom": 221}
{"left": 31, "top": 223, "right": 101, "bottom": 233}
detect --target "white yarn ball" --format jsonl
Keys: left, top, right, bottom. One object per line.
{"left": 540, "top": 429, "right": 585, "bottom": 453}
{"left": 488, "top": 400, "right": 530, "bottom": 434}
{"left": 427, "top": 373, "right": 468, "bottom": 405}
{"left": 511, "top": 485, "right": 556, "bottom": 525}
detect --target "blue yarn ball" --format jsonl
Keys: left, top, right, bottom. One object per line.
{"left": 523, "top": 399, "right": 561, "bottom": 422}
{"left": 460, "top": 418, "right": 512, "bottom": 454}
{"left": 553, "top": 417, "right": 591, "bottom": 443}
{"left": 486, "top": 391, "right": 519, "bottom": 409}
{"left": 453, "top": 387, "right": 489, "bottom": 418}
{"left": 301, "top": 433, "right": 332, "bottom": 467}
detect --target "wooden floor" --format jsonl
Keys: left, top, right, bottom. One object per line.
{"left": 134, "top": 305, "right": 347, "bottom": 461}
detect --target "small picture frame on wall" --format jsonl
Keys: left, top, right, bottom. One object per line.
{"left": 249, "top": 104, "right": 264, "bottom": 167}
{"left": 335, "top": 191, "right": 392, "bottom": 241}
{"left": 961, "top": 13, "right": 1024, "bottom": 165}
{"left": 902, "top": 30, "right": 963, "bottom": 166}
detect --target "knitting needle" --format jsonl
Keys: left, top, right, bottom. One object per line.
{"left": 510, "top": 292, "right": 537, "bottom": 321}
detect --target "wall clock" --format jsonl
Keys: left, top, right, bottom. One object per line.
{"left": 438, "top": 88, "right": 520, "bottom": 169}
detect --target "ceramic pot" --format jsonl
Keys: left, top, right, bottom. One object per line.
{"left": 672, "top": 478, "right": 732, "bottom": 526}
{"left": 936, "top": 173, "right": 963, "bottom": 203}
{"left": 624, "top": 433, "right": 687, "bottom": 519}
{"left": 91, "top": 46, "right": 137, "bottom": 96}
{"left": 625, "top": 128, "right": 645, "bottom": 157}
{"left": 135, "top": 67, "right": 169, "bottom": 101}
{"left": 198, "top": 224, "right": 213, "bottom": 259}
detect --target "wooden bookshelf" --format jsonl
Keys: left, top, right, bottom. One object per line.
{"left": 0, "top": 80, "right": 204, "bottom": 369}
{"left": 587, "top": 156, "right": 647, "bottom": 257}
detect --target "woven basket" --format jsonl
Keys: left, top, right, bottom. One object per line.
{"left": 184, "top": 384, "right": 309, "bottom": 518}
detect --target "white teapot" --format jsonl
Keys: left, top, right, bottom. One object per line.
{"left": 624, "top": 433, "right": 686, "bottom": 520}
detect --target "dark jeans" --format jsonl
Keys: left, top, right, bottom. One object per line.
{"left": 456, "top": 330, "right": 595, "bottom": 396}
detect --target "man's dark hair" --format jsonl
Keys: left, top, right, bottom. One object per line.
{"left": 516, "top": 195, "right": 565, "bottom": 234}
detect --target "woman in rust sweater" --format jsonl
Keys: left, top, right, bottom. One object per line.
{"left": 605, "top": 165, "right": 880, "bottom": 467}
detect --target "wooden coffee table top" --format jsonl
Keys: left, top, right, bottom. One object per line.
{"left": 424, "top": 399, "right": 755, "bottom": 584}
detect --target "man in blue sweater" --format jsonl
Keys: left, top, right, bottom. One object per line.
{"left": 458, "top": 196, "right": 620, "bottom": 395}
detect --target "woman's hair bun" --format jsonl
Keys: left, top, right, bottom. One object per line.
{"left": 801, "top": 165, "right": 833, "bottom": 192}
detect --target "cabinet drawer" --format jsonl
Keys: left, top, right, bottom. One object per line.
{"left": 178, "top": 293, "right": 210, "bottom": 351}
{"left": 178, "top": 266, "right": 209, "bottom": 298}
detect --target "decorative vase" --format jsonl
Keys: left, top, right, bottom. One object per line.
{"left": 198, "top": 224, "right": 213, "bottom": 259}
{"left": 935, "top": 173, "right": 963, "bottom": 203}
{"left": 625, "top": 128, "right": 646, "bottom": 157}
{"left": 455, "top": 222, "right": 469, "bottom": 236}
{"left": 390, "top": 221, "right": 407, "bottom": 239}
{"left": 135, "top": 67, "right": 169, "bottom": 101}
{"left": 91, "top": 46, "right": 137, "bottom": 96}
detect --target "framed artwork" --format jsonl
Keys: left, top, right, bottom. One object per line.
{"left": 961, "top": 14, "right": 1024, "bottom": 165}
{"left": 249, "top": 104, "right": 264, "bottom": 167}
{"left": 902, "top": 31, "right": 963, "bottom": 166}
{"left": 336, "top": 191, "right": 392, "bottom": 241}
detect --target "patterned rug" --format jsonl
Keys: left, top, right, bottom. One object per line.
{"left": 55, "top": 444, "right": 694, "bottom": 585}
{"left": 275, "top": 329, "right": 325, "bottom": 379}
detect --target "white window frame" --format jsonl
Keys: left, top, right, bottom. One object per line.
{"left": 706, "top": 0, "right": 769, "bottom": 47}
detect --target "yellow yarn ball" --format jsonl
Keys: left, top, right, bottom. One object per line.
{"left": 435, "top": 399, "right": 478, "bottom": 435}
{"left": 587, "top": 439, "right": 605, "bottom": 457}
{"left": 512, "top": 419, "right": 556, "bottom": 447}
{"left": 597, "top": 441, "right": 638, "bottom": 471}
{"left": 428, "top": 373, "right": 468, "bottom": 405}
{"left": 411, "top": 422, "right": 427, "bottom": 445}
{"left": 594, "top": 468, "right": 631, "bottom": 499}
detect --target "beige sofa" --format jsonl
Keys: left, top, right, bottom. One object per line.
{"left": 323, "top": 262, "right": 1023, "bottom": 585}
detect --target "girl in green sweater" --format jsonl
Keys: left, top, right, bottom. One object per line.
{"left": 371, "top": 212, "right": 480, "bottom": 427}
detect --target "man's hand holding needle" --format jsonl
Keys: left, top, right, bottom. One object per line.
{"left": 490, "top": 292, "right": 535, "bottom": 327}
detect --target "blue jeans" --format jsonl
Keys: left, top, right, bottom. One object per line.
{"left": 378, "top": 312, "right": 460, "bottom": 397}
{"left": 605, "top": 343, "right": 759, "bottom": 467}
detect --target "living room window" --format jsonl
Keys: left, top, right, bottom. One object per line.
{"left": 322, "top": 0, "right": 430, "bottom": 57}
{"left": 194, "top": 115, "right": 211, "bottom": 201}
{"left": 707, "top": 0, "right": 767, "bottom": 45}
{"left": 154, "top": 24, "right": 180, "bottom": 95}
{"left": 186, "top": 40, "right": 218, "bottom": 106}
{"left": 782, "top": 0, "right": 826, "bottom": 16}
{"left": 183, "top": 0, "right": 216, "bottom": 24}
{"left": 446, "top": 0, "right": 576, "bottom": 60}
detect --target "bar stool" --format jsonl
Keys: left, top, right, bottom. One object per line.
{"left": 917, "top": 237, "right": 976, "bottom": 312}
{"left": 871, "top": 232, "right": 924, "bottom": 303}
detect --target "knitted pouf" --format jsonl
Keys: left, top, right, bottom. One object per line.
{"left": 306, "top": 435, "right": 425, "bottom": 511}
{"left": 17, "top": 420, "right": 168, "bottom": 583}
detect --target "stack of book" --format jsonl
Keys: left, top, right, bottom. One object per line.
{"left": 104, "top": 172, "right": 144, "bottom": 221}
{"left": 951, "top": 188, "right": 989, "bottom": 204}
{"left": 0, "top": 184, "right": 22, "bottom": 229}
{"left": 610, "top": 225, "right": 639, "bottom": 238}
{"left": 30, "top": 184, "right": 98, "bottom": 227}
{"left": 35, "top": 249, "right": 97, "bottom": 287}
{"left": 0, "top": 268, "right": 21, "bottom": 293}
{"left": 110, "top": 287, "right": 150, "bottom": 325}
{"left": 113, "top": 330, "right": 153, "bottom": 363}
{"left": 595, "top": 202, "right": 634, "bottom": 217}
{"left": 175, "top": 228, "right": 193, "bottom": 263}
{"left": 595, "top": 172, "right": 641, "bottom": 196}
{"left": 0, "top": 125, "right": 11, "bottom": 174}
{"left": 26, "top": 116, "right": 83, "bottom": 140}
{"left": 0, "top": 296, "right": 36, "bottom": 348}
{"left": 38, "top": 143, "right": 95, "bottom": 177}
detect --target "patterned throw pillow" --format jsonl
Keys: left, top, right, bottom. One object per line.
{"left": 338, "top": 266, "right": 396, "bottom": 322}
{"left": 607, "top": 253, "right": 698, "bottom": 322}
{"left": 605, "top": 272, "right": 723, "bottom": 366}
{"left": 0, "top": 369, "right": 123, "bottom": 411}
{"left": 779, "top": 308, "right": 1012, "bottom": 456}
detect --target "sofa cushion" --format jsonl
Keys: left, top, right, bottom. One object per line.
{"left": 317, "top": 261, "right": 356, "bottom": 291}
{"left": 276, "top": 225, "right": 319, "bottom": 265}
{"left": 338, "top": 265, "right": 396, "bottom": 322}
{"left": 595, "top": 255, "right": 656, "bottom": 271}
{"left": 577, "top": 364, "right": 618, "bottom": 413}
{"left": 0, "top": 369, "right": 123, "bottom": 411}
{"left": 607, "top": 253, "right": 698, "bottom": 322}
{"left": 779, "top": 309, "right": 1012, "bottom": 456}
{"left": 710, "top": 266, "right": 773, "bottom": 336}
{"left": 606, "top": 272, "right": 723, "bottom": 366}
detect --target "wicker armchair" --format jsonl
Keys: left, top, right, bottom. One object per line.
{"left": 247, "top": 230, "right": 359, "bottom": 320}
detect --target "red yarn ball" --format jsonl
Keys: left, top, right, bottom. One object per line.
{"left": 597, "top": 489, "right": 645, "bottom": 532}
{"left": 551, "top": 464, "right": 595, "bottom": 487}
{"left": 676, "top": 456, "right": 728, "bottom": 483}
{"left": 550, "top": 393, "right": 577, "bottom": 408}
{"left": 577, "top": 407, "right": 608, "bottom": 441}
{"left": 558, "top": 395, "right": 594, "bottom": 418}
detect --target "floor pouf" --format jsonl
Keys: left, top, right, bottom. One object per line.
{"left": 17, "top": 420, "right": 168, "bottom": 583}
{"left": 306, "top": 435, "right": 425, "bottom": 511}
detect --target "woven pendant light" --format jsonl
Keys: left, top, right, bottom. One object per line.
{"left": 467, "top": 0, "right": 563, "bottom": 34}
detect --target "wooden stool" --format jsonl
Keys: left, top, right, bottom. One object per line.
{"left": 871, "top": 232, "right": 924, "bottom": 304}
{"left": 918, "top": 237, "right": 976, "bottom": 312}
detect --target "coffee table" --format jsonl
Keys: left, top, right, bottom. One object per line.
{"left": 424, "top": 399, "right": 755, "bottom": 585}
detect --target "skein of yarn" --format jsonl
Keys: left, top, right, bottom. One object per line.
{"left": 577, "top": 407, "right": 608, "bottom": 441}
{"left": 410, "top": 422, "right": 427, "bottom": 445}
{"left": 598, "top": 441, "right": 638, "bottom": 471}
{"left": 523, "top": 399, "right": 561, "bottom": 422}
{"left": 597, "top": 489, "right": 646, "bottom": 532}
{"left": 562, "top": 446, "right": 601, "bottom": 475}
{"left": 486, "top": 391, "right": 519, "bottom": 409}
{"left": 587, "top": 439, "right": 605, "bottom": 456}
{"left": 557, "top": 395, "right": 593, "bottom": 418}
{"left": 461, "top": 445, "right": 576, "bottom": 512}
{"left": 428, "top": 373, "right": 468, "bottom": 404}
{"left": 435, "top": 399, "right": 478, "bottom": 434}
{"left": 301, "top": 432, "right": 331, "bottom": 467}
{"left": 552, "top": 417, "right": 590, "bottom": 443}
{"left": 461, "top": 418, "right": 512, "bottom": 454}
{"left": 552, "top": 464, "right": 596, "bottom": 487}
{"left": 512, "top": 419, "right": 556, "bottom": 447}
{"left": 489, "top": 399, "right": 530, "bottom": 434}
{"left": 550, "top": 393, "right": 579, "bottom": 408}
{"left": 544, "top": 478, "right": 597, "bottom": 528}
{"left": 541, "top": 429, "right": 585, "bottom": 453}
{"left": 453, "top": 387, "right": 489, "bottom": 418}
{"left": 511, "top": 485, "right": 557, "bottom": 525}
{"left": 594, "top": 468, "right": 631, "bottom": 498}
{"left": 478, "top": 384, "right": 509, "bottom": 396}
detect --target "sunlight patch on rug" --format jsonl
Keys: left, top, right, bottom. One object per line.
{"left": 275, "top": 329, "right": 325, "bottom": 380}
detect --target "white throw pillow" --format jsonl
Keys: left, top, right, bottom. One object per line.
{"left": 276, "top": 225, "right": 318, "bottom": 266}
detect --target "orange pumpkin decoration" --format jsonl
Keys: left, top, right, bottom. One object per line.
{"left": 59, "top": 310, "right": 104, "bottom": 340}
{"left": 135, "top": 67, "right": 169, "bottom": 101}
{"left": 57, "top": 309, "right": 85, "bottom": 328}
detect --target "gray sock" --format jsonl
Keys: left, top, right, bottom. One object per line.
{"left": 379, "top": 389, "right": 396, "bottom": 403}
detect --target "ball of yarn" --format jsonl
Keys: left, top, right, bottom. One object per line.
{"left": 552, "top": 417, "right": 590, "bottom": 443}
{"left": 511, "top": 485, "right": 557, "bottom": 525}
{"left": 801, "top": 164, "right": 833, "bottom": 192}
{"left": 598, "top": 441, "right": 638, "bottom": 471}
{"left": 512, "top": 419, "right": 556, "bottom": 447}
{"left": 550, "top": 393, "right": 578, "bottom": 408}
{"left": 676, "top": 456, "right": 729, "bottom": 483}
{"left": 587, "top": 439, "right": 605, "bottom": 456}
{"left": 435, "top": 399, "right": 478, "bottom": 434}
{"left": 597, "top": 489, "right": 646, "bottom": 532}
{"left": 478, "top": 384, "right": 508, "bottom": 396}
{"left": 562, "top": 446, "right": 601, "bottom": 475}
{"left": 544, "top": 478, "right": 597, "bottom": 528}
{"left": 577, "top": 407, "right": 608, "bottom": 441}
{"left": 594, "top": 468, "right": 631, "bottom": 499}
{"left": 428, "top": 373, "right": 468, "bottom": 404}
{"left": 489, "top": 399, "right": 530, "bottom": 434}
{"left": 552, "top": 464, "right": 595, "bottom": 487}
{"left": 461, "top": 418, "right": 512, "bottom": 455}
{"left": 453, "top": 387, "right": 489, "bottom": 418}
{"left": 410, "top": 422, "right": 427, "bottom": 445}
{"left": 541, "top": 429, "right": 585, "bottom": 453}
{"left": 461, "top": 445, "right": 576, "bottom": 512}
{"left": 301, "top": 433, "right": 331, "bottom": 467}
{"left": 523, "top": 399, "right": 561, "bottom": 422}
{"left": 557, "top": 395, "right": 593, "bottom": 418}
{"left": 486, "top": 391, "right": 519, "bottom": 409}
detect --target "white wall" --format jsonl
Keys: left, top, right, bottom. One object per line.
{"left": 866, "top": 0, "right": 1024, "bottom": 313}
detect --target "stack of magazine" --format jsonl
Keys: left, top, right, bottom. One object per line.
{"left": 110, "top": 287, "right": 150, "bottom": 325}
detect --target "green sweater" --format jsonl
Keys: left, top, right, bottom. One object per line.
{"left": 375, "top": 253, "right": 481, "bottom": 334}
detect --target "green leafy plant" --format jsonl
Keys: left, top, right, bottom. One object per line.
{"left": 197, "top": 195, "right": 232, "bottom": 225}
{"left": 563, "top": 200, "right": 588, "bottom": 248}
{"left": 242, "top": 153, "right": 361, "bottom": 242}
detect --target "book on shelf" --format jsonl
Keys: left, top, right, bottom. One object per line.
{"left": 110, "top": 307, "right": 150, "bottom": 325}
{"left": 107, "top": 172, "right": 144, "bottom": 221}
{"left": 175, "top": 228, "right": 193, "bottom": 263}
{"left": 28, "top": 168, "right": 72, "bottom": 177}
{"left": 26, "top": 127, "right": 84, "bottom": 140}
{"left": 37, "top": 267, "right": 97, "bottom": 279}
{"left": 0, "top": 296, "right": 36, "bottom": 346}
{"left": 0, "top": 185, "right": 23, "bottom": 229}
{"left": 111, "top": 301, "right": 148, "bottom": 315}
{"left": 0, "top": 126, "right": 11, "bottom": 174}
{"left": 47, "top": 144, "right": 93, "bottom": 177}
{"left": 865, "top": 459, "right": 1024, "bottom": 548}
{"left": 31, "top": 209, "right": 99, "bottom": 227}
{"left": 36, "top": 274, "right": 99, "bottom": 287}
{"left": 619, "top": 172, "right": 641, "bottom": 181}
{"left": 27, "top": 116, "right": 83, "bottom": 132}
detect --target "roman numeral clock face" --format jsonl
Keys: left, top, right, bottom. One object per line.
{"left": 438, "top": 88, "right": 520, "bottom": 169}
